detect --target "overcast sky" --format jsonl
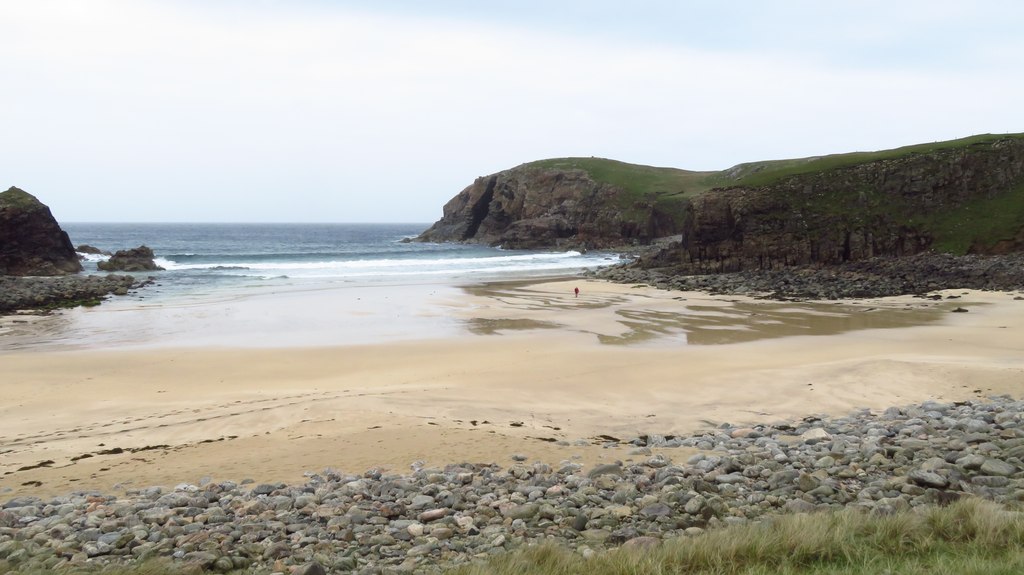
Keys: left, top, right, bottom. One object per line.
{"left": 3, "top": 1, "right": 1022, "bottom": 223}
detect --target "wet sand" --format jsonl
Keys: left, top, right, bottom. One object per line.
{"left": 2, "top": 279, "right": 1023, "bottom": 498}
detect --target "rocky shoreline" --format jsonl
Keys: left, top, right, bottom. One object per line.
{"left": 3, "top": 396, "right": 1023, "bottom": 574}
{"left": 0, "top": 274, "right": 150, "bottom": 314}
{"left": 596, "top": 252, "right": 1024, "bottom": 300}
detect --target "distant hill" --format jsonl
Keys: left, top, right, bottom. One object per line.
{"left": 418, "top": 134, "right": 1024, "bottom": 269}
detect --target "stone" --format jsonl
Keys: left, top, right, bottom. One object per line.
{"left": 251, "top": 483, "right": 278, "bottom": 496}
{"left": 502, "top": 504, "right": 539, "bottom": 520}
{"left": 417, "top": 508, "right": 449, "bottom": 522}
{"left": 639, "top": 503, "right": 672, "bottom": 518}
{"left": 907, "top": 470, "right": 949, "bottom": 489}
{"left": 581, "top": 529, "right": 612, "bottom": 542}
{"left": 797, "top": 473, "right": 821, "bottom": 492}
{"left": 979, "top": 459, "right": 1017, "bottom": 477}
{"left": 684, "top": 495, "right": 705, "bottom": 515}
{"left": 294, "top": 560, "right": 325, "bottom": 572}
{"left": 588, "top": 463, "right": 623, "bottom": 478}
{"left": 799, "top": 428, "right": 832, "bottom": 444}
{"left": 784, "top": 499, "right": 817, "bottom": 513}
{"left": 607, "top": 505, "right": 633, "bottom": 519}
{"left": 409, "top": 494, "right": 435, "bottom": 510}
{"left": 815, "top": 456, "right": 836, "bottom": 469}
{"left": 262, "top": 541, "right": 291, "bottom": 560}
{"left": 407, "top": 543, "right": 434, "bottom": 557}
{"left": 572, "top": 513, "right": 589, "bottom": 531}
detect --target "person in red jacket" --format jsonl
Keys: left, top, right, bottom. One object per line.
{"left": 574, "top": 287, "right": 579, "bottom": 298}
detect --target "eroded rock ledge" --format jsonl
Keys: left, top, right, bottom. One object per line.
{"left": 598, "top": 252, "right": 1024, "bottom": 300}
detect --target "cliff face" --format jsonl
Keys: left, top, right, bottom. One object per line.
{"left": 642, "top": 136, "right": 1024, "bottom": 273}
{"left": 417, "top": 167, "right": 685, "bottom": 249}
{"left": 0, "top": 187, "right": 83, "bottom": 276}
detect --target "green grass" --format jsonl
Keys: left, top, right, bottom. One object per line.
{"left": 448, "top": 498, "right": 1024, "bottom": 575}
{"left": 521, "top": 158, "right": 712, "bottom": 226}
{"left": 524, "top": 157, "right": 715, "bottom": 198}
{"left": 0, "top": 186, "right": 43, "bottom": 210}
{"left": 520, "top": 135, "right": 1024, "bottom": 253}
{"left": 918, "top": 179, "right": 1024, "bottom": 253}
{"left": 524, "top": 134, "right": 1024, "bottom": 199}
{"left": 707, "top": 133, "right": 1024, "bottom": 189}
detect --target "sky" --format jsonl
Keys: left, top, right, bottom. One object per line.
{"left": 2, "top": 1, "right": 1023, "bottom": 223}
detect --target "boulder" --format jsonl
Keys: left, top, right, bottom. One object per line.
{"left": 98, "top": 246, "right": 164, "bottom": 272}
{"left": 0, "top": 186, "right": 83, "bottom": 276}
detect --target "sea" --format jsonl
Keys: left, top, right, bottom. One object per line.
{"left": 4, "top": 223, "right": 622, "bottom": 350}
{"left": 63, "top": 222, "right": 620, "bottom": 293}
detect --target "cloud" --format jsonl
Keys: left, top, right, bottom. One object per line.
{"left": 1, "top": 1, "right": 1022, "bottom": 221}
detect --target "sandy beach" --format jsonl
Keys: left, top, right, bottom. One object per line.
{"left": 2, "top": 279, "right": 1023, "bottom": 499}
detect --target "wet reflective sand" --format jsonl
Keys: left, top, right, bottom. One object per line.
{"left": 461, "top": 280, "right": 958, "bottom": 345}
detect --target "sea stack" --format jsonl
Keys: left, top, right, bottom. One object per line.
{"left": 0, "top": 186, "right": 83, "bottom": 276}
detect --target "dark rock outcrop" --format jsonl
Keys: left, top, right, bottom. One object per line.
{"left": 642, "top": 136, "right": 1024, "bottom": 274}
{"left": 598, "top": 252, "right": 1024, "bottom": 300}
{"left": 0, "top": 275, "right": 143, "bottom": 313}
{"left": 417, "top": 167, "right": 684, "bottom": 249}
{"left": 97, "top": 246, "right": 164, "bottom": 272}
{"left": 0, "top": 187, "right": 83, "bottom": 276}
{"left": 75, "top": 244, "right": 108, "bottom": 255}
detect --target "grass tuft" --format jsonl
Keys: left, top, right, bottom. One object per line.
{"left": 448, "top": 498, "right": 1024, "bottom": 575}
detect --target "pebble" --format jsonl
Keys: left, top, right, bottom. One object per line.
{"left": 3, "top": 396, "right": 1024, "bottom": 574}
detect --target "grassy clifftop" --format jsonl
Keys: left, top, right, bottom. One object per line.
{"left": 0, "top": 186, "right": 45, "bottom": 211}
{"left": 523, "top": 157, "right": 715, "bottom": 199}
{"left": 521, "top": 133, "right": 1024, "bottom": 258}
{"left": 423, "top": 133, "right": 1024, "bottom": 257}
{"left": 709, "top": 133, "right": 1024, "bottom": 188}
{"left": 526, "top": 134, "right": 1024, "bottom": 198}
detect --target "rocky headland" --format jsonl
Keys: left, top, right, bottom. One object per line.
{"left": 3, "top": 396, "right": 1024, "bottom": 574}
{"left": 420, "top": 134, "right": 1024, "bottom": 296}
{"left": 416, "top": 159, "right": 692, "bottom": 249}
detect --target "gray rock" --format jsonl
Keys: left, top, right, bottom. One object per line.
{"left": 418, "top": 508, "right": 449, "bottom": 522}
{"left": 292, "top": 560, "right": 327, "bottom": 572}
{"left": 503, "top": 504, "right": 539, "bottom": 520}
{"left": 979, "top": 459, "right": 1017, "bottom": 477}
{"left": 639, "top": 503, "right": 672, "bottom": 518}
{"left": 588, "top": 463, "right": 623, "bottom": 478}
{"left": 908, "top": 470, "right": 949, "bottom": 489}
